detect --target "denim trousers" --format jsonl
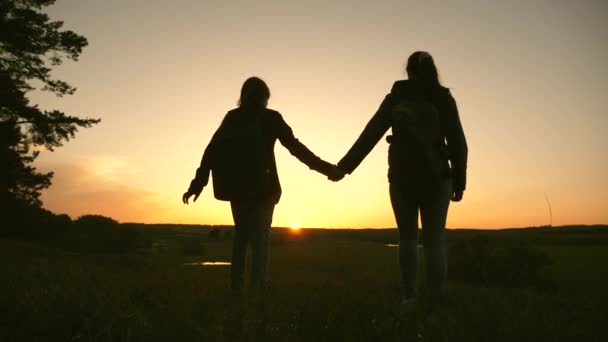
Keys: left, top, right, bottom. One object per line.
{"left": 389, "top": 179, "right": 452, "bottom": 298}
{"left": 229, "top": 199, "right": 275, "bottom": 296}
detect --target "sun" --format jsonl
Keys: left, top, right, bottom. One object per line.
{"left": 290, "top": 224, "right": 301, "bottom": 233}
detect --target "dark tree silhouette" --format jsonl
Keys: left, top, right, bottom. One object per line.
{"left": 0, "top": 0, "right": 100, "bottom": 210}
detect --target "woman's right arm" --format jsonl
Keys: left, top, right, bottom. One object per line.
{"left": 186, "top": 140, "right": 215, "bottom": 196}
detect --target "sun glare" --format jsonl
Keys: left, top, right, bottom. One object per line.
{"left": 290, "top": 224, "right": 301, "bottom": 233}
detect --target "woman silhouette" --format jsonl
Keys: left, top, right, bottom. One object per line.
{"left": 335, "top": 52, "right": 468, "bottom": 303}
{"left": 183, "top": 77, "right": 339, "bottom": 299}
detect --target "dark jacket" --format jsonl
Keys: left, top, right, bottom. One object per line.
{"left": 188, "top": 107, "right": 333, "bottom": 203}
{"left": 338, "top": 80, "right": 468, "bottom": 192}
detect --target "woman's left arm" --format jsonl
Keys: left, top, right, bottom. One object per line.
{"left": 275, "top": 112, "right": 335, "bottom": 176}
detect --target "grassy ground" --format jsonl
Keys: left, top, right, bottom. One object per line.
{"left": 1, "top": 228, "right": 607, "bottom": 341}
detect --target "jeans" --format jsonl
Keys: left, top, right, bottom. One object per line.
{"left": 229, "top": 199, "right": 275, "bottom": 296}
{"left": 389, "top": 179, "right": 452, "bottom": 298}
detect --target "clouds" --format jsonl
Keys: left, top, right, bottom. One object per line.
{"left": 39, "top": 156, "right": 169, "bottom": 223}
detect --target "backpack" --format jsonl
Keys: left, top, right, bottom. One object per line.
{"left": 210, "top": 110, "right": 272, "bottom": 201}
{"left": 388, "top": 96, "right": 450, "bottom": 192}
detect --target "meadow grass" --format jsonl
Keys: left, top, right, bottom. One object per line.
{"left": 1, "top": 228, "right": 607, "bottom": 341}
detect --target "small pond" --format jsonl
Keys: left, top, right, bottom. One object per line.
{"left": 184, "top": 261, "right": 231, "bottom": 266}
{"left": 385, "top": 244, "right": 423, "bottom": 248}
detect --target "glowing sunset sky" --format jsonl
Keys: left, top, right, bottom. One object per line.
{"left": 33, "top": 0, "right": 607, "bottom": 228}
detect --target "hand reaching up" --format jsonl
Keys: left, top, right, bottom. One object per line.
{"left": 327, "top": 165, "right": 345, "bottom": 182}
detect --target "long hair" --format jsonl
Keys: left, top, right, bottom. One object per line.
{"left": 238, "top": 77, "right": 270, "bottom": 109}
{"left": 406, "top": 51, "right": 441, "bottom": 87}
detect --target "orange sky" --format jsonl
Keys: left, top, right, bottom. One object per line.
{"left": 33, "top": 0, "right": 608, "bottom": 229}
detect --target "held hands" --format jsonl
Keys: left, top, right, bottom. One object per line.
{"left": 327, "top": 164, "right": 346, "bottom": 182}
{"left": 182, "top": 190, "right": 201, "bottom": 205}
{"left": 451, "top": 191, "right": 463, "bottom": 202}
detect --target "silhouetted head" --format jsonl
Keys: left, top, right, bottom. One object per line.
{"left": 406, "top": 51, "right": 441, "bottom": 87}
{"left": 238, "top": 77, "right": 270, "bottom": 109}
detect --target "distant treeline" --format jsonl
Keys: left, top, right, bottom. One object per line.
{"left": 5, "top": 210, "right": 605, "bottom": 290}
{"left": 3, "top": 203, "right": 606, "bottom": 257}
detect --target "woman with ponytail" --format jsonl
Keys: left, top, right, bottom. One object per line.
{"left": 334, "top": 51, "right": 468, "bottom": 303}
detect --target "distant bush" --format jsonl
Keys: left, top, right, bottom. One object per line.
{"left": 74, "top": 214, "right": 118, "bottom": 228}
{"left": 448, "top": 235, "right": 554, "bottom": 290}
{"left": 54, "top": 214, "right": 72, "bottom": 226}
{"left": 58, "top": 214, "right": 142, "bottom": 254}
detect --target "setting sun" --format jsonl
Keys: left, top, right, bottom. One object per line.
{"left": 290, "top": 224, "right": 301, "bottom": 232}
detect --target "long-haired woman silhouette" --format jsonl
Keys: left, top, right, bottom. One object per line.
{"left": 183, "top": 77, "right": 339, "bottom": 300}
{"left": 335, "top": 52, "right": 468, "bottom": 303}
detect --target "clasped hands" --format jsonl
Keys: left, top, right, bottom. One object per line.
{"left": 327, "top": 164, "right": 346, "bottom": 182}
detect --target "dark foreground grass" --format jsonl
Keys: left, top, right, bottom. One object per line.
{"left": 1, "top": 235, "right": 607, "bottom": 341}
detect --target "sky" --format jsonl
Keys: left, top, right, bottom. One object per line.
{"left": 31, "top": 0, "right": 608, "bottom": 229}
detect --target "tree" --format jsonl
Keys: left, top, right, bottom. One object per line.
{"left": 0, "top": 0, "right": 100, "bottom": 213}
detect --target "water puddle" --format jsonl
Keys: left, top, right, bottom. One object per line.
{"left": 184, "top": 261, "right": 231, "bottom": 266}
{"left": 385, "top": 244, "right": 424, "bottom": 248}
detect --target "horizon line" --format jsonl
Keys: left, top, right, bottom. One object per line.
{"left": 119, "top": 222, "right": 608, "bottom": 231}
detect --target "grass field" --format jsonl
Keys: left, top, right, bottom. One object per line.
{"left": 1, "top": 225, "right": 607, "bottom": 341}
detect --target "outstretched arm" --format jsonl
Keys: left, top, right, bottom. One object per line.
{"left": 337, "top": 93, "right": 394, "bottom": 174}
{"left": 275, "top": 113, "right": 337, "bottom": 177}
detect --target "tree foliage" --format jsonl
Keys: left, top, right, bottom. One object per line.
{"left": 0, "top": 0, "right": 100, "bottom": 210}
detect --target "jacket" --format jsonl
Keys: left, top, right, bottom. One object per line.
{"left": 337, "top": 80, "right": 468, "bottom": 192}
{"left": 188, "top": 107, "right": 333, "bottom": 203}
